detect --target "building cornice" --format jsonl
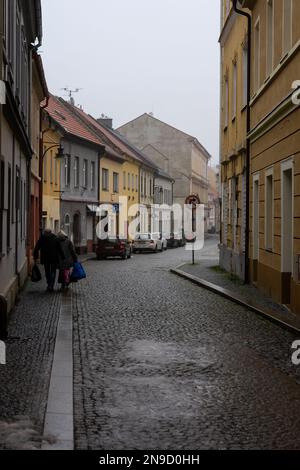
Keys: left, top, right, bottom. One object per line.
{"left": 219, "top": 9, "right": 237, "bottom": 46}
{"left": 248, "top": 92, "right": 299, "bottom": 144}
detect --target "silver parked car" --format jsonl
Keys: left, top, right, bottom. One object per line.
{"left": 133, "top": 233, "right": 163, "bottom": 253}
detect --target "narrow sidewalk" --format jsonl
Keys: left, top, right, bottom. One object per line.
{"left": 171, "top": 259, "right": 300, "bottom": 334}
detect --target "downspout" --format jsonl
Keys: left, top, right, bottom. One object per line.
{"left": 232, "top": 0, "right": 251, "bottom": 284}
{"left": 39, "top": 98, "right": 50, "bottom": 234}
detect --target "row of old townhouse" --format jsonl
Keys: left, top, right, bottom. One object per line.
{"left": 0, "top": 1, "right": 48, "bottom": 327}
{"left": 0, "top": 0, "right": 214, "bottom": 330}
{"left": 117, "top": 113, "right": 214, "bottom": 231}
{"left": 41, "top": 95, "right": 175, "bottom": 253}
{"left": 219, "top": 0, "right": 300, "bottom": 314}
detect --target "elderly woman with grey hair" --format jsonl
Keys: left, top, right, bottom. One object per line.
{"left": 57, "top": 230, "right": 78, "bottom": 289}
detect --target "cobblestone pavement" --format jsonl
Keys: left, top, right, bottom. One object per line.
{"left": 73, "top": 240, "right": 300, "bottom": 450}
{"left": 0, "top": 279, "right": 61, "bottom": 449}
{"left": 181, "top": 236, "right": 297, "bottom": 323}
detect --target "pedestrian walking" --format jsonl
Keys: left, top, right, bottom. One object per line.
{"left": 33, "top": 228, "right": 64, "bottom": 292}
{"left": 57, "top": 230, "right": 78, "bottom": 290}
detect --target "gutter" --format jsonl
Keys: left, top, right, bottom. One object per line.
{"left": 232, "top": 1, "right": 252, "bottom": 284}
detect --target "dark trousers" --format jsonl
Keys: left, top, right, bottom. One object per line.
{"left": 44, "top": 263, "right": 57, "bottom": 289}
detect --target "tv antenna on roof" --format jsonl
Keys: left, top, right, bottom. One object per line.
{"left": 61, "top": 87, "right": 82, "bottom": 105}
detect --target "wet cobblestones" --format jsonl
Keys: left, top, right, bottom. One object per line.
{"left": 72, "top": 246, "right": 300, "bottom": 450}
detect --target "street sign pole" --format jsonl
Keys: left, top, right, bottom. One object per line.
{"left": 185, "top": 194, "right": 201, "bottom": 266}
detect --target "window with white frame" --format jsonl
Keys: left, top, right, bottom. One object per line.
{"left": 55, "top": 158, "right": 58, "bottom": 186}
{"left": 43, "top": 152, "right": 47, "bottom": 183}
{"left": 64, "top": 214, "right": 70, "bottom": 237}
{"left": 91, "top": 162, "right": 95, "bottom": 190}
{"left": 232, "top": 60, "right": 237, "bottom": 120}
{"left": 224, "top": 76, "right": 229, "bottom": 128}
{"left": 283, "top": 0, "right": 293, "bottom": 55}
{"left": 265, "top": 169, "right": 274, "bottom": 251}
{"left": 50, "top": 150, "right": 53, "bottom": 184}
{"left": 74, "top": 157, "right": 79, "bottom": 188}
{"left": 113, "top": 172, "right": 119, "bottom": 193}
{"left": 65, "top": 156, "right": 71, "bottom": 187}
{"left": 254, "top": 18, "right": 261, "bottom": 91}
{"left": 102, "top": 168, "right": 109, "bottom": 191}
{"left": 83, "top": 159, "right": 88, "bottom": 188}
{"left": 266, "top": 0, "right": 274, "bottom": 77}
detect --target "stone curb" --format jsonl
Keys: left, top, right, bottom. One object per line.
{"left": 170, "top": 265, "right": 300, "bottom": 336}
{"left": 42, "top": 290, "right": 74, "bottom": 450}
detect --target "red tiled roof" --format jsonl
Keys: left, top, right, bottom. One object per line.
{"left": 65, "top": 102, "right": 146, "bottom": 164}
{"left": 45, "top": 95, "right": 104, "bottom": 147}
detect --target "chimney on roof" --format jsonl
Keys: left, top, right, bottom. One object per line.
{"left": 97, "top": 114, "right": 113, "bottom": 129}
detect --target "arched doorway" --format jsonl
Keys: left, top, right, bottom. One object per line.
{"left": 73, "top": 213, "right": 81, "bottom": 248}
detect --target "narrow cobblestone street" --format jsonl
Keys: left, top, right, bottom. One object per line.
{"left": 1, "top": 239, "right": 300, "bottom": 450}
{"left": 72, "top": 239, "right": 300, "bottom": 450}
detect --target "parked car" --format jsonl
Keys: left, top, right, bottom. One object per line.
{"left": 96, "top": 238, "right": 132, "bottom": 260}
{"left": 133, "top": 233, "right": 163, "bottom": 253}
{"left": 167, "top": 231, "right": 185, "bottom": 248}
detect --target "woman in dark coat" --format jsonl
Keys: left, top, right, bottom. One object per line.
{"left": 57, "top": 230, "right": 78, "bottom": 289}
{"left": 34, "top": 228, "right": 64, "bottom": 292}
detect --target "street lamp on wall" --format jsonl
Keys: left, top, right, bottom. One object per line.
{"left": 42, "top": 143, "right": 64, "bottom": 160}
{"left": 54, "top": 144, "right": 65, "bottom": 160}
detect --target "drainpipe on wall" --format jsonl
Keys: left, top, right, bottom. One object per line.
{"left": 232, "top": 0, "right": 252, "bottom": 284}
{"left": 39, "top": 99, "right": 50, "bottom": 234}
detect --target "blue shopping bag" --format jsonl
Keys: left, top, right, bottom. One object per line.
{"left": 71, "top": 262, "right": 86, "bottom": 281}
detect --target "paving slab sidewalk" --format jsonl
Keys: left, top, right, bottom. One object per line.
{"left": 0, "top": 279, "right": 61, "bottom": 449}
{"left": 171, "top": 259, "right": 300, "bottom": 334}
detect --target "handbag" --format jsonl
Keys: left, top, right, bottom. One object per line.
{"left": 58, "top": 269, "right": 71, "bottom": 285}
{"left": 63, "top": 269, "right": 71, "bottom": 285}
{"left": 31, "top": 263, "right": 42, "bottom": 283}
{"left": 70, "top": 262, "right": 86, "bottom": 281}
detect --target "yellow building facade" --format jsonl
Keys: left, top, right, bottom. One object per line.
{"left": 221, "top": 0, "right": 300, "bottom": 314}
{"left": 99, "top": 151, "right": 141, "bottom": 238}
{"left": 241, "top": 0, "right": 300, "bottom": 313}
{"left": 219, "top": 1, "right": 250, "bottom": 279}
{"left": 41, "top": 123, "right": 62, "bottom": 233}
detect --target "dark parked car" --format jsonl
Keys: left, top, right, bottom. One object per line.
{"left": 166, "top": 232, "right": 186, "bottom": 248}
{"left": 96, "top": 238, "right": 132, "bottom": 260}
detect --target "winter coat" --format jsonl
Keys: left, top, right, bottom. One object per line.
{"left": 57, "top": 235, "right": 78, "bottom": 270}
{"left": 33, "top": 233, "right": 64, "bottom": 265}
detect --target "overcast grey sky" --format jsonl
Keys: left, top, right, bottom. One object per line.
{"left": 41, "top": 0, "right": 220, "bottom": 164}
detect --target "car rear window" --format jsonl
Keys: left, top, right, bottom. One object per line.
{"left": 135, "top": 234, "right": 151, "bottom": 240}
